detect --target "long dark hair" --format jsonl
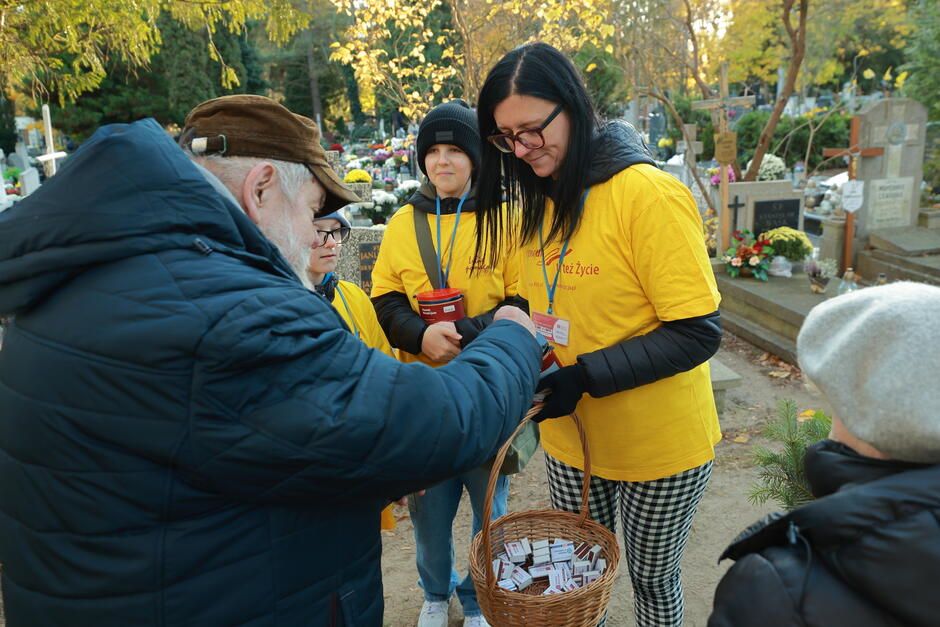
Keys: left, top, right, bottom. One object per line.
{"left": 474, "top": 42, "right": 599, "bottom": 267}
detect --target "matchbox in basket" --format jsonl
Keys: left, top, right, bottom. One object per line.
{"left": 469, "top": 409, "right": 620, "bottom": 626}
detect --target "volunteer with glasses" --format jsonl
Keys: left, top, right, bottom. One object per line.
{"left": 306, "top": 211, "right": 400, "bottom": 533}
{"left": 308, "top": 211, "right": 395, "bottom": 360}
{"left": 370, "top": 100, "right": 524, "bottom": 627}
{"left": 474, "top": 43, "right": 723, "bottom": 627}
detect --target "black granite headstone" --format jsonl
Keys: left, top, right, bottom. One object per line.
{"left": 752, "top": 198, "right": 801, "bottom": 235}
{"left": 358, "top": 241, "right": 381, "bottom": 294}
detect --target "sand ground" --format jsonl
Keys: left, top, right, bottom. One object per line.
{"left": 379, "top": 333, "right": 831, "bottom": 626}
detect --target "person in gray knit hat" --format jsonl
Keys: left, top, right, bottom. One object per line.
{"left": 709, "top": 281, "right": 940, "bottom": 627}
{"left": 798, "top": 281, "right": 940, "bottom": 463}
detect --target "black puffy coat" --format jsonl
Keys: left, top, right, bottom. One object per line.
{"left": 0, "top": 119, "right": 541, "bottom": 626}
{"left": 709, "top": 441, "right": 940, "bottom": 627}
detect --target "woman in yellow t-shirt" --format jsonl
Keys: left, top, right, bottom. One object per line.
{"left": 370, "top": 100, "right": 523, "bottom": 627}
{"left": 307, "top": 210, "right": 397, "bottom": 532}
{"left": 474, "top": 43, "right": 723, "bottom": 626}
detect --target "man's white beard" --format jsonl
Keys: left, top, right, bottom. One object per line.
{"left": 265, "top": 212, "right": 314, "bottom": 290}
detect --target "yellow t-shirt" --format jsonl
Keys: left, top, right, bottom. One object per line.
{"left": 521, "top": 164, "right": 722, "bottom": 482}
{"left": 370, "top": 204, "right": 519, "bottom": 367}
{"left": 331, "top": 280, "right": 394, "bottom": 359}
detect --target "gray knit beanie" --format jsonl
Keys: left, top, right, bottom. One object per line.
{"left": 416, "top": 99, "right": 480, "bottom": 176}
{"left": 797, "top": 281, "right": 940, "bottom": 463}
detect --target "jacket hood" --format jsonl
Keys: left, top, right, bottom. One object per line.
{"left": 407, "top": 178, "right": 477, "bottom": 215}
{"left": 721, "top": 455, "right": 940, "bottom": 623}
{"left": 585, "top": 120, "right": 657, "bottom": 187}
{"left": 0, "top": 118, "right": 294, "bottom": 315}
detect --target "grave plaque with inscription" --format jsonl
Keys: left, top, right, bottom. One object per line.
{"left": 868, "top": 177, "right": 914, "bottom": 230}
{"left": 852, "top": 98, "right": 928, "bottom": 236}
{"left": 752, "top": 198, "right": 801, "bottom": 235}
{"left": 358, "top": 241, "right": 381, "bottom": 294}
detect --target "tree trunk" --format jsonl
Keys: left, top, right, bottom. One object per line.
{"left": 304, "top": 30, "right": 322, "bottom": 129}
{"left": 744, "top": 0, "right": 808, "bottom": 181}
{"left": 341, "top": 64, "right": 364, "bottom": 127}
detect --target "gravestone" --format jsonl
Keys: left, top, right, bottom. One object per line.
{"left": 20, "top": 167, "right": 41, "bottom": 196}
{"left": 8, "top": 143, "right": 27, "bottom": 170}
{"left": 325, "top": 150, "right": 342, "bottom": 176}
{"left": 752, "top": 198, "right": 802, "bottom": 235}
{"left": 852, "top": 98, "right": 928, "bottom": 237}
{"left": 358, "top": 241, "right": 382, "bottom": 294}
{"left": 335, "top": 226, "right": 385, "bottom": 291}
{"left": 715, "top": 181, "right": 803, "bottom": 235}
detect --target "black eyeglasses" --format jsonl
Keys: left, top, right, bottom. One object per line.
{"left": 315, "top": 226, "right": 351, "bottom": 245}
{"left": 487, "top": 105, "right": 563, "bottom": 153}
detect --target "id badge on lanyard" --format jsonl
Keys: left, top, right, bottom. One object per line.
{"left": 531, "top": 311, "right": 570, "bottom": 347}
{"left": 531, "top": 189, "right": 588, "bottom": 349}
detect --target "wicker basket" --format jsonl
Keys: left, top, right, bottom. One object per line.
{"left": 469, "top": 410, "right": 620, "bottom": 626}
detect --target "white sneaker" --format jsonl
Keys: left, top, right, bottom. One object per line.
{"left": 463, "top": 615, "right": 490, "bottom": 627}
{"left": 417, "top": 599, "right": 449, "bottom": 627}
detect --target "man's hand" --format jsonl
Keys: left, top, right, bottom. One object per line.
{"left": 421, "top": 322, "right": 462, "bottom": 363}
{"left": 395, "top": 489, "right": 426, "bottom": 507}
{"left": 493, "top": 305, "right": 537, "bottom": 337}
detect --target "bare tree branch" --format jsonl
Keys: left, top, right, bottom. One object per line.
{"left": 642, "top": 87, "right": 715, "bottom": 214}
{"left": 743, "top": 0, "right": 808, "bottom": 181}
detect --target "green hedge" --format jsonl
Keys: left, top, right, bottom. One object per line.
{"left": 734, "top": 110, "right": 850, "bottom": 170}
{"left": 664, "top": 100, "right": 850, "bottom": 170}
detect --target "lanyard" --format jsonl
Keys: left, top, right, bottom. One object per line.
{"left": 538, "top": 189, "right": 589, "bottom": 315}
{"left": 435, "top": 190, "right": 469, "bottom": 288}
{"left": 334, "top": 281, "right": 360, "bottom": 339}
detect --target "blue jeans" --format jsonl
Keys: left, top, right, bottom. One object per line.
{"left": 408, "top": 467, "right": 509, "bottom": 617}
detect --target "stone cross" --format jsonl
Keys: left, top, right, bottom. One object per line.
{"left": 692, "top": 62, "right": 756, "bottom": 250}
{"left": 823, "top": 116, "right": 884, "bottom": 270}
{"left": 35, "top": 104, "right": 67, "bottom": 177}
{"left": 727, "top": 195, "right": 745, "bottom": 230}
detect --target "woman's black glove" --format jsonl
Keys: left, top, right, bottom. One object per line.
{"left": 533, "top": 364, "right": 587, "bottom": 422}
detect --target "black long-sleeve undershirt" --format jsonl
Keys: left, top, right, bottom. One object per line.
{"left": 576, "top": 310, "right": 722, "bottom": 397}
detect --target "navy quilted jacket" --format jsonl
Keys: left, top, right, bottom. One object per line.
{"left": 0, "top": 120, "right": 541, "bottom": 626}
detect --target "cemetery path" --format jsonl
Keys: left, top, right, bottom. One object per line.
{"left": 379, "top": 332, "right": 833, "bottom": 626}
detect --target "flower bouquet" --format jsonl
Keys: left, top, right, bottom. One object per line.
{"left": 395, "top": 179, "right": 421, "bottom": 204}
{"left": 343, "top": 168, "right": 372, "bottom": 184}
{"left": 761, "top": 226, "right": 813, "bottom": 262}
{"left": 722, "top": 230, "right": 774, "bottom": 281}
{"left": 708, "top": 166, "right": 736, "bottom": 187}
{"left": 761, "top": 226, "right": 814, "bottom": 278}
{"left": 372, "top": 148, "right": 391, "bottom": 164}
{"left": 343, "top": 168, "right": 373, "bottom": 202}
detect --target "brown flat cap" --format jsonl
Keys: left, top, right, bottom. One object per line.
{"left": 180, "top": 94, "right": 358, "bottom": 215}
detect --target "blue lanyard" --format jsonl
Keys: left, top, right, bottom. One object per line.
{"left": 537, "top": 189, "right": 589, "bottom": 315}
{"left": 334, "top": 281, "right": 360, "bottom": 339}
{"left": 435, "top": 190, "right": 469, "bottom": 288}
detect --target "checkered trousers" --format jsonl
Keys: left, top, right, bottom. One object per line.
{"left": 545, "top": 454, "right": 713, "bottom": 627}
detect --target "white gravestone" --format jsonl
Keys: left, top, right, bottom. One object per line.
{"left": 20, "top": 167, "right": 41, "bottom": 197}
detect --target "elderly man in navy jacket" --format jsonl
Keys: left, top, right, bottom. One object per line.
{"left": 0, "top": 96, "right": 540, "bottom": 626}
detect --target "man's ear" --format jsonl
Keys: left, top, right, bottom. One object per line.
{"left": 241, "top": 162, "right": 278, "bottom": 226}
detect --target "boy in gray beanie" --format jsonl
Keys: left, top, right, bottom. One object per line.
{"left": 709, "top": 282, "right": 940, "bottom": 627}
